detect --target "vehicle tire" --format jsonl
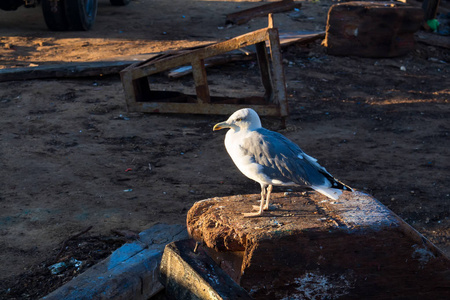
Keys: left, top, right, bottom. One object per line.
{"left": 0, "top": 0, "right": 22, "bottom": 11}
{"left": 42, "top": 0, "right": 69, "bottom": 31}
{"left": 65, "top": 0, "right": 98, "bottom": 31}
{"left": 110, "top": 0, "right": 130, "bottom": 6}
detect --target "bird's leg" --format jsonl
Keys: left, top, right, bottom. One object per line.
{"left": 244, "top": 184, "right": 267, "bottom": 217}
{"left": 251, "top": 183, "right": 267, "bottom": 211}
{"left": 263, "top": 185, "right": 273, "bottom": 210}
{"left": 243, "top": 200, "right": 264, "bottom": 217}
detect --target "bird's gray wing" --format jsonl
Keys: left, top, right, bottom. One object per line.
{"left": 240, "top": 128, "right": 328, "bottom": 186}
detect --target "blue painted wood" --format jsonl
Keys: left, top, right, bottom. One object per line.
{"left": 42, "top": 223, "right": 188, "bottom": 300}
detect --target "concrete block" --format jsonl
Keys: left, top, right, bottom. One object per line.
{"left": 187, "top": 191, "right": 450, "bottom": 299}
{"left": 42, "top": 223, "right": 188, "bottom": 300}
{"left": 159, "top": 239, "right": 252, "bottom": 300}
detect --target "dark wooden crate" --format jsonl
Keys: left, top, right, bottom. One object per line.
{"left": 323, "top": 1, "right": 424, "bottom": 57}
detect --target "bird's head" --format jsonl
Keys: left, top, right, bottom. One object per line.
{"left": 213, "top": 108, "right": 262, "bottom": 132}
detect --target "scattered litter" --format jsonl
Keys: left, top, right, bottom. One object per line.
{"left": 48, "top": 258, "right": 83, "bottom": 275}
{"left": 272, "top": 219, "right": 283, "bottom": 227}
{"left": 436, "top": 13, "right": 450, "bottom": 35}
{"left": 48, "top": 262, "right": 67, "bottom": 275}
{"left": 427, "top": 19, "right": 440, "bottom": 32}
{"left": 125, "top": 168, "right": 132, "bottom": 172}
{"left": 69, "top": 258, "right": 83, "bottom": 270}
{"left": 428, "top": 57, "right": 447, "bottom": 64}
{"left": 123, "top": 189, "right": 133, "bottom": 192}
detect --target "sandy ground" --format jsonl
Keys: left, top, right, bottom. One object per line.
{"left": 0, "top": 0, "right": 449, "bottom": 298}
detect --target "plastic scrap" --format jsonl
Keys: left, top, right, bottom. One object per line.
{"left": 427, "top": 19, "right": 440, "bottom": 32}
{"left": 48, "top": 258, "right": 83, "bottom": 275}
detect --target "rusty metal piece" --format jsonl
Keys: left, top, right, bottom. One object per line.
{"left": 120, "top": 17, "right": 289, "bottom": 117}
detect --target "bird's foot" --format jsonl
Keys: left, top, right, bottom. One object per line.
{"left": 252, "top": 205, "right": 273, "bottom": 211}
{"left": 242, "top": 211, "right": 264, "bottom": 218}
{"left": 252, "top": 205, "right": 263, "bottom": 211}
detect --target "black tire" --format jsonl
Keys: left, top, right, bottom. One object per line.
{"left": 42, "top": 0, "right": 69, "bottom": 31}
{"left": 65, "top": 0, "right": 98, "bottom": 31}
{"left": 0, "top": 0, "right": 22, "bottom": 11}
{"left": 110, "top": 0, "right": 130, "bottom": 6}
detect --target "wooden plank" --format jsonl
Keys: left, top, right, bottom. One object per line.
{"left": 167, "top": 53, "right": 255, "bottom": 79}
{"left": 130, "top": 101, "right": 281, "bottom": 116}
{"left": 422, "top": 0, "right": 441, "bottom": 20}
{"left": 128, "top": 28, "right": 272, "bottom": 80}
{"left": 417, "top": 31, "right": 450, "bottom": 49}
{"left": 279, "top": 31, "right": 325, "bottom": 47}
{"left": 159, "top": 239, "right": 252, "bottom": 300}
{"left": 120, "top": 66, "right": 141, "bottom": 111}
{"left": 0, "top": 59, "right": 156, "bottom": 82}
{"left": 191, "top": 58, "right": 211, "bottom": 103}
{"left": 267, "top": 28, "right": 288, "bottom": 115}
{"left": 255, "top": 41, "right": 273, "bottom": 102}
{"left": 226, "top": 0, "right": 302, "bottom": 25}
{"left": 0, "top": 31, "right": 323, "bottom": 83}
{"left": 42, "top": 224, "right": 189, "bottom": 300}
{"left": 166, "top": 31, "right": 325, "bottom": 79}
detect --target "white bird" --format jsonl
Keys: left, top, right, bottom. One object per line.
{"left": 213, "top": 108, "right": 353, "bottom": 217}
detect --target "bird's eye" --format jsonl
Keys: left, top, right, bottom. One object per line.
{"left": 236, "top": 118, "right": 242, "bottom": 122}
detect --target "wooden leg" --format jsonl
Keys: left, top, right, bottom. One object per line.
{"left": 192, "top": 58, "right": 210, "bottom": 103}
{"left": 255, "top": 41, "right": 272, "bottom": 102}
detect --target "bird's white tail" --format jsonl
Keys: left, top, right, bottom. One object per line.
{"left": 311, "top": 185, "right": 343, "bottom": 200}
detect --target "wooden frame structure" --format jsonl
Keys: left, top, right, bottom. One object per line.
{"left": 120, "top": 16, "right": 288, "bottom": 117}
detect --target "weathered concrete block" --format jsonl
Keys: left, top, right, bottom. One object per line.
{"left": 159, "top": 239, "right": 252, "bottom": 300}
{"left": 323, "top": 2, "right": 424, "bottom": 57}
{"left": 187, "top": 191, "right": 450, "bottom": 299}
{"left": 42, "top": 223, "right": 188, "bottom": 300}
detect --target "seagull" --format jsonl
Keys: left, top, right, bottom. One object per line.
{"left": 213, "top": 108, "right": 353, "bottom": 217}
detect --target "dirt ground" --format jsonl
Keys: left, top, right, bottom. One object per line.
{"left": 0, "top": 0, "right": 449, "bottom": 298}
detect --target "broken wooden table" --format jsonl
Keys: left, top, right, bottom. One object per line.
{"left": 120, "top": 15, "right": 288, "bottom": 118}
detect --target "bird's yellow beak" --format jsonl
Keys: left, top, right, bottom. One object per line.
{"left": 213, "top": 121, "right": 229, "bottom": 131}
